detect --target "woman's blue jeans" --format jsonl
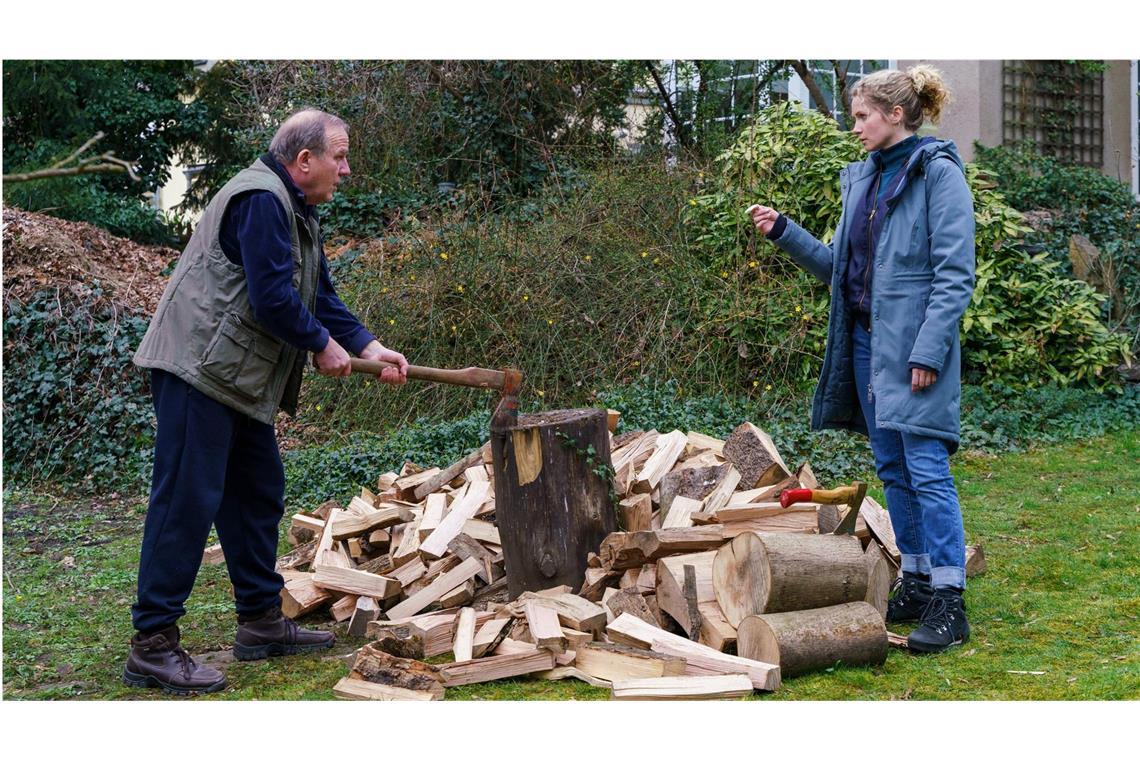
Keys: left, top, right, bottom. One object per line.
{"left": 852, "top": 322, "right": 966, "bottom": 590}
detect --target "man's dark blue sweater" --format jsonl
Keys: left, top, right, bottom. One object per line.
{"left": 219, "top": 154, "right": 375, "bottom": 356}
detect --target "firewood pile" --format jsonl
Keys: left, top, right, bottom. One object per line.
{"left": 228, "top": 412, "right": 984, "bottom": 700}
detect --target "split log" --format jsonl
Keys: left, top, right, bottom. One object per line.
{"left": 491, "top": 409, "right": 617, "bottom": 598}
{"left": 713, "top": 531, "right": 868, "bottom": 625}
{"left": 439, "top": 579, "right": 476, "bottom": 609}
{"left": 575, "top": 641, "right": 686, "bottom": 682}
{"left": 864, "top": 541, "right": 891, "bottom": 618}
{"left": 655, "top": 551, "right": 716, "bottom": 635}
{"left": 331, "top": 507, "right": 415, "bottom": 541}
{"left": 461, "top": 519, "right": 501, "bottom": 546}
{"left": 533, "top": 667, "right": 611, "bottom": 688}
{"left": 795, "top": 461, "right": 820, "bottom": 489}
{"left": 698, "top": 602, "right": 737, "bottom": 653}
{"left": 517, "top": 590, "right": 607, "bottom": 634}
{"left": 471, "top": 616, "right": 513, "bottom": 658}
{"left": 452, "top": 607, "right": 477, "bottom": 662}
{"left": 611, "top": 674, "right": 753, "bottom": 700}
{"left": 347, "top": 644, "right": 445, "bottom": 699}
{"left": 599, "top": 526, "right": 727, "bottom": 570}
{"left": 606, "top": 613, "right": 780, "bottom": 691}
{"left": 736, "top": 602, "right": 887, "bottom": 678}
{"left": 280, "top": 572, "right": 332, "bottom": 618}
{"left": 525, "top": 600, "right": 568, "bottom": 653}
{"left": 722, "top": 423, "right": 792, "bottom": 489}
{"left": 633, "top": 430, "right": 688, "bottom": 494}
{"left": 684, "top": 431, "right": 725, "bottom": 457}
{"left": 658, "top": 464, "right": 729, "bottom": 520}
{"left": 289, "top": 514, "right": 325, "bottom": 546}
{"left": 364, "top": 623, "right": 426, "bottom": 659}
{"left": 330, "top": 593, "right": 360, "bottom": 623}
{"left": 619, "top": 493, "right": 652, "bottom": 532}
{"left": 721, "top": 512, "right": 820, "bottom": 536}
{"left": 275, "top": 539, "right": 317, "bottom": 572}
{"left": 333, "top": 677, "right": 440, "bottom": 701}
{"left": 436, "top": 650, "right": 556, "bottom": 687}
{"left": 699, "top": 466, "right": 743, "bottom": 516}
{"left": 418, "top": 493, "right": 447, "bottom": 540}
{"left": 713, "top": 501, "right": 818, "bottom": 522}
{"left": 347, "top": 597, "right": 379, "bottom": 637}
{"left": 604, "top": 588, "right": 658, "bottom": 628}
{"left": 202, "top": 544, "right": 225, "bottom": 566}
{"left": 419, "top": 480, "right": 491, "bottom": 559}
{"left": 412, "top": 444, "right": 490, "bottom": 502}
{"left": 385, "top": 557, "right": 483, "bottom": 620}
{"left": 661, "top": 496, "right": 703, "bottom": 529}
{"left": 447, "top": 533, "right": 503, "bottom": 584}
{"left": 606, "top": 409, "right": 622, "bottom": 433}
{"left": 313, "top": 565, "right": 401, "bottom": 600}
{"left": 859, "top": 497, "right": 900, "bottom": 565}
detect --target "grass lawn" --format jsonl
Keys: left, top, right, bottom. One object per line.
{"left": 3, "top": 429, "right": 1137, "bottom": 701}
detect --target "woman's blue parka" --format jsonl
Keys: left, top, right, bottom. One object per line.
{"left": 771, "top": 139, "right": 975, "bottom": 452}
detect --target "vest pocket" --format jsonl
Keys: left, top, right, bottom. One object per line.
{"left": 199, "top": 314, "right": 283, "bottom": 401}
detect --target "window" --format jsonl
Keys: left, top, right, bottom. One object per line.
{"left": 1002, "top": 60, "right": 1104, "bottom": 167}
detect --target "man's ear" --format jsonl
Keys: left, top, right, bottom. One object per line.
{"left": 295, "top": 148, "right": 312, "bottom": 172}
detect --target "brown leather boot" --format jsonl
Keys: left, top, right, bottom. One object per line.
{"left": 122, "top": 625, "right": 227, "bottom": 695}
{"left": 233, "top": 605, "right": 335, "bottom": 661}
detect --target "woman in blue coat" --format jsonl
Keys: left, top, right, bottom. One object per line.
{"left": 749, "top": 66, "right": 975, "bottom": 654}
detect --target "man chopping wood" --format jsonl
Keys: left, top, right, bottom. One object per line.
{"left": 127, "top": 109, "right": 408, "bottom": 695}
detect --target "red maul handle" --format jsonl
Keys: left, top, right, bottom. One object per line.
{"left": 780, "top": 488, "right": 814, "bottom": 509}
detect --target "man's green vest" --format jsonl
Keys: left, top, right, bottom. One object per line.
{"left": 134, "top": 158, "right": 322, "bottom": 424}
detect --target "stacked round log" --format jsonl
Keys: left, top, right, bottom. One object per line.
{"left": 712, "top": 531, "right": 867, "bottom": 626}
{"left": 736, "top": 601, "right": 887, "bottom": 677}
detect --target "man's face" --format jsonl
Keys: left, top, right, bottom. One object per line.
{"left": 295, "top": 126, "right": 350, "bottom": 205}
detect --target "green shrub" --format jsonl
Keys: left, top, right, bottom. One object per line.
{"left": 690, "top": 102, "right": 1130, "bottom": 391}
{"left": 2, "top": 289, "right": 154, "bottom": 489}
{"left": 973, "top": 142, "right": 1140, "bottom": 339}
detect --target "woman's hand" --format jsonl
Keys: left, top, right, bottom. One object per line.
{"left": 911, "top": 367, "right": 938, "bottom": 392}
{"left": 747, "top": 204, "right": 779, "bottom": 236}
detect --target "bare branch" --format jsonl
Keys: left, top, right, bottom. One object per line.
{"left": 790, "top": 60, "right": 835, "bottom": 122}
{"left": 645, "top": 61, "right": 689, "bottom": 148}
{"left": 5, "top": 133, "right": 141, "bottom": 184}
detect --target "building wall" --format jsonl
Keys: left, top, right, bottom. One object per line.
{"left": 901, "top": 58, "right": 1136, "bottom": 191}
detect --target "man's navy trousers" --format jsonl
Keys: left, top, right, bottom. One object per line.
{"left": 132, "top": 369, "right": 285, "bottom": 634}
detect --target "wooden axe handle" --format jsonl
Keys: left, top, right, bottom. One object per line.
{"left": 350, "top": 358, "right": 506, "bottom": 390}
{"left": 780, "top": 485, "right": 860, "bottom": 508}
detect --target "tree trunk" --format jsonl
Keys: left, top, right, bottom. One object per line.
{"left": 491, "top": 408, "right": 617, "bottom": 599}
{"left": 713, "top": 531, "right": 868, "bottom": 625}
{"left": 736, "top": 602, "right": 887, "bottom": 678}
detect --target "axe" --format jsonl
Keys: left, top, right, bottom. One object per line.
{"left": 349, "top": 359, "right": 524, "bottom": 430}
{"left": 779, "top": 481, "right": 868, "bottom": 535}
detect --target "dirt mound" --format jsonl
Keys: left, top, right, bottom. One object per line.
{"left": 2, "top": 206, "right": 178, "bottom": 314}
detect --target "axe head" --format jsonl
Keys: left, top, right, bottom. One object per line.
{"left": 489, "top": 368, "right": 524, "bottom": 432}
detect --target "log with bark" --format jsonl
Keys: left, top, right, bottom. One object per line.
{"left": 491, "top": 409, "right": 617, "bottom": 598}
{"left": 736, "top": 601, "right": 887, "bottom": 678}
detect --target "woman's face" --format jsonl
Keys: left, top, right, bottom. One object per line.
{"left": 851, "top": 96, "right": 907, "bottom": 152}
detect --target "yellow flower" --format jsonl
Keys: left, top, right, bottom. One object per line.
{"left": 381, "top": 287, "right": 389, "bottom": 294}
{"left": 450, "top": 325, "right": 457, "bottom": 332}
{"left": 795, "top": 304, "right": 802, "bottom": 313}
{"left": 721, "top": 271, "right": 728, "bottom": 278}
{"left": 410, "top": 274, "right": 416, "bottom": 282}
{"left": 537, "top": 389, "right": 545, "bottom": 397}
{"left": 689, "top": 199, "right": 697, "bottom": 206}
{"left": 388, "top": 319, "right": 395, "bottom": 325}
{"left": 653, "top": 257, "right": 660, "bottom": 265}
{"left": 802, "top": 313, "right": 810, "bottom": 321}
{"left": 522, "top": 294, "right": 529, "bottom": 302}
{"left": 765, "top": 384, "right": 772, "bottom": 391}
{"left": 316, "top": 405, "right": 322, "bottom": 411}
{"left": 749, "top": 261, "right": 757, "bottom": 268}
{"left": 547, "top": 319, "right": 554, "bottom": 326}
{"left": 456, "top": 285, "right": 464, "bottom": 293}
{"left": 641, "top": 251, "right": 648, "bottom": 258}
{"left": 752, "top": 380, "right": 759, "bottom": 387}
{"left": 632, "top": 360, "right": 640, "bottom": 366}
{"left": 440, "top": 252, "right": 449, "bottom": 260}
{"left": 584, "top": 255, "right": 592, "bottom": 262}
{"left": 698, "top": 172, "right": 704, "bottom": 179}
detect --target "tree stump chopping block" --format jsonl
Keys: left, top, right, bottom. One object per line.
{"left": 491, "top": 408, "right": 617, "bottom": 600}
{"left": 713, "top": 531, "right": 868, "bottom": 625}
{"left": 736, "top": 602, "right": 887, "bottom": 678}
